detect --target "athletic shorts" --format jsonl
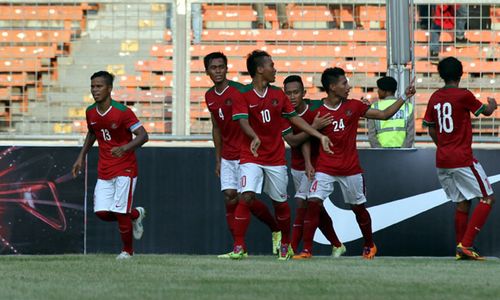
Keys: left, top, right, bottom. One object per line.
{"left": 291, "top": 168, "right": 310, "bottom": 200}
{"left": 239, "top": 163, "right": 288, "bottom": 202}
{"left": 308, "top": 172, "right": 366, "bottom": 205}
{"left": 94, "top": 176, "right": 137, "bottom": 214}
{"left": 220, "top": 158, "right": 240, "bottom": 192}
{"left": 437, "top": 161, "right": 493, "bottom": 203}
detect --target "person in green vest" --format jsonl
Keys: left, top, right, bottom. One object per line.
{"left": 368, "top": 76, "right": 414, "bottom": 148}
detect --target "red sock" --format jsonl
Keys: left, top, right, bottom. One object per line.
{"left": 233, "top": 200, "right": 251, "bottom": 248}
{"left": 291, "top": 207, "right": 306, "bottom": 253}
{"left": 115, "top": 213, "right": 133, "bottom": 255}
{"left": 351, "top": 204, "right": 374, "bottom": 247}
{"left": 302, "top": 201, "right": 321, "bottom": 253}
{"left": 319, "top": 206, "right": 342, "bottom": 248}
{"left": 273, "top": 201, "right": 291, "bottom": 244}
{"left": 95, "top": 211, "right": 116, "bottom": 221}
{"left": 461, "top": 202, "right": 492, "bottom": 247}
{"left": 454, "top": 209, "right": 469, "bottom": 245}
{"left": 249, "top": 199, "right": 279, "bottom": 232}
{"left": 225, "top": 201, "right": 238, "bottom": 236}
{"left": 130, "top": 208, "right": 139, "bottom": 220}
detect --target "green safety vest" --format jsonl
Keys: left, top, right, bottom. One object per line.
{"left": 373, "top": 98, "right": 413, "bottom": 147}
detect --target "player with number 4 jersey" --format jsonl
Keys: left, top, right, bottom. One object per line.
{"left": 423, "top": 57, "right": 497, "bottom": 260}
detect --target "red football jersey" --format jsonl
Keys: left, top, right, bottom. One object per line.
{"left": 205, "top": 80, "right": 245, "bottom": 160}
{"left": 315, "top": 99, "right": 370, "bottom": 176}
{"left": 232, "top": 85, "right": 296, "bottom": 166}
{"left": 86, "top": 100, "right": 142, "bottom": 179}
{"left": 423, "top": 87, "right": 485, "bottom": 168}
{"left": 290, "top": 100, "right": 322, "bottom": 171}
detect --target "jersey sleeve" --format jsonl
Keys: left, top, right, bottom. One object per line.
{"left": 463, "top": 90, "right": 486, "bottom": 116}
{"left": 281, "top": 117, "right": 292, "bottom": 136}
{"left": 123, "top": 108, "right": 142, "bottom": 132}
{"left": 422, "top": 96, "right": 436, "bottom": 127}
{"left": 280, "top": 91, "right": 298, "bottom": 119}
{"left": 354, "top": 99, "right": 370, "bottom": 118}
{"left": 232, "top": 91, "right": 248, "bottom": 120}
{"left": 86, "top": 113, "right": 93, "bottom": 133}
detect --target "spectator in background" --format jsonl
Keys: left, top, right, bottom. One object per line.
{"left": 253, "top": 4, "right": 289, "bottom": 29}
{"left": 367, "top": 76, "right": 414, "bottom": 148}
{"left": 430, "top": 4, "right": 469, "bottom": 58}
{"left": 165, "top": 3, "right": 203, "bottom": 44}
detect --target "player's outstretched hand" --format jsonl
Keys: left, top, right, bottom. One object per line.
{"left": 405, "top": 78, "right": 416, "bottom": 98}
{"left": 312, "top": 112, "right": 333, "bottom": 130}
{"left": 72, "top": 158, "right": 83, "bottom": 178}
{"left": 487, "top": 97, "right": 498, "bottom": 110}
{"left": 250, "top": 136, "right": 261, "bottom": 157}
{"left": 111, "top": 146, "right": 126, "bottom": 158}
{"left": 305, "top": 162, "right": 315, "bottom": 181}
{"left": 360, "top": 97, "right": 371, "bottom": 106}
{"left": 320, "top": 135, "right": 333, "bottom": 154}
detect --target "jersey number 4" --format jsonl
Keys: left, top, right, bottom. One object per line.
{"left": 434, "top": 102, "right": 454, "bottom": 133}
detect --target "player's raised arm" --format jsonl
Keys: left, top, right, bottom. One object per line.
{"left": 481, "top": 97, "right": 498, "bottom": 116}
{"left": 364, "top": 80, "right": 416, "bottom": 120}
{"left": 72, "top": 130, "right": 97, "bottom": 178}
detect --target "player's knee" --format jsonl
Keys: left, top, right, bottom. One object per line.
{"left": 481, "top": 196, "right": 495, "bottom": 206}
{"left": 296, "top": 198, "right": 307, "bottom": 208}
{"left": 240, "top": 192, "right": 255, "bottom": 203}
{"left": 223, "top": 190, "right": 238, "bottom": 204}
{"left": 308, "top": 197, "right": 323, "bottom": 206}
{"left": 456, "top": 200, "right": 471, "bottom": 212}
{"left": 95, "top": 211, "right": 109, "bottom": 220}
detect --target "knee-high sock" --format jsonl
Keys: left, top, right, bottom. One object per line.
{"left": 130, "top": 208, "right": 140, "bottom": 220}
{"left": 319, "top": 206, "right": 342, "bottom": 248}
{"left": 455, "top": 209, "right": 469, "bottom": 245}
{"left": 225, "top": 201, "right": 238, "bottom": 237}
{"left": 233, "top": 200, "right": 251, "bottom": 248}
{"left": 250, "top": 199, "right": 279, "bottom": 232}
{"left": 95, "top": 211, "right": 116, "bottom": 221}
{"left": 291, "top": 207, "right": 306, "bottom": 253}
{"left": 461, "top": 202, "right": 492, "bottom": 247}
{"left": 273, "top": 201, "right": 291, "bottom": 244}
{"left": 302, "top": 201, "right": 322, "bottom": 253}
{"left": 115, "top": 213, "right": 133, "bottom": 255}
{"left": 351, "top": 204, "right": 374, "bottom": 247}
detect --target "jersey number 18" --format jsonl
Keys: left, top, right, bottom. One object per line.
{"left": 434, "top": 102, "right": 454, "bottom": 133}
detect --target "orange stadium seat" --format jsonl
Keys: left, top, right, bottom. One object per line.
{"left": 0, "top": 73, "right": 33, "bottom": 86}
{"left": 200, "top": 29, "right": 386, "bottom": 42}
{"left": 0, "top": 46, "right": 57, "bottom": 58}
{"left": 0, "top": 59, "right": 47, "bottom": 72}
{"left": 0, "top": 30, "right": 72, "bottom": 43}
{"left": 202, "top": 5, "right": 256, "bottom": 22}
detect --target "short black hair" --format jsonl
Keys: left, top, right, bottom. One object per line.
{"left": 376, "top": 76, "right": 398, "bottom": 93}
{"left": 438, "top": 56, "right": 463, "bottom": 83}
{"left": 321, "top": 67, "right": 345, "bottom": 91}
{"left": 91, "top": 71, "right": 114, "bottom": 86}
{"left": 203, "top": 51, "right": 228, "bottom": 71}
{"left": 283, "top": 75, "right": 304, "bottom": 89}
{"left": 246, "top": 50, "right": 271, "bottom": 78}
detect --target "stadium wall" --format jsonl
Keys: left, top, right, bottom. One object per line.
{"left": 2, "top": 146, "right": 499, "bottom": 257}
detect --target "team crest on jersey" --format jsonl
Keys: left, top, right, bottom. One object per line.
{"left": 111, "top": 123, "right": 118, "bottom": 129}
{"left": 225, "top": 98, "right": 232, "bottom": 106}
{"left": 345, "top": 110, "right": 352, "bottom": 117}
{"left": 271, "top": 99, "right": 279, "bottom": 106}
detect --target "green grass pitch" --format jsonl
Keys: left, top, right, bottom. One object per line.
{"left": 0, "top": 255, "right": 499, "bottom": 300}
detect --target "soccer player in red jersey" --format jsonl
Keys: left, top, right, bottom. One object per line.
{"left": 204, "top": 52, "right": 281, "bottom": 258}
{"left": 299, "top": 67, "right": 415, "bottom": 259}
{"left": 282, "top": 75, "right": 346, "bottom": 258}
{"left": 423, "top": 57, "right": 497, "bottom": 260}
{"left": 72, "top": 71, "right": 148, "bottom": 260}
{"left": 230, "top": 50, "right": 332, "bottom": 260}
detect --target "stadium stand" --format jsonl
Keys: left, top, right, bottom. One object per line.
{"left": 0, "top": 2, "right": 498, "bottom": 138}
